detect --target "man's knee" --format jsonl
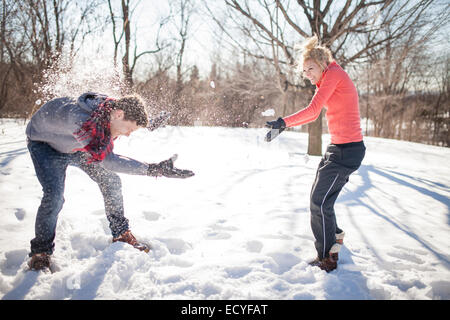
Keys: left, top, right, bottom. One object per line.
{"left": 101, "top": 171, "right": 122, "bottom": 190}
{"left": 41, "top": 188, "right": 65, "bottom": 212}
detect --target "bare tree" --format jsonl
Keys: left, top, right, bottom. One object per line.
{"left": 107, "top": 0, "right": 124, "bottom": 70}
{"left": 15, "top": 0, "right": 101, "bottom": 69}
{"left": 1, "top": 0, "right": 6, "bottom": 63}
{"left": 357, "top": 0, "right": 450, "bottom": 143}
{"left": 0, "top": 0, "right": 101, "bottom": 116}
{"left": 207, "top": 0, "right": 447, "bottom": 155}
{"left": 160, "top": 0, "right": 197, "bottom": 124}
{"left": 172, "top": 0, "right": 195, "bottom": 97}
{"left": 107, "top": 0, "right": 169, "bottom": 88}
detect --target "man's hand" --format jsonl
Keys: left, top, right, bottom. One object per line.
{"left": 147, "top": 154, "right": 195, "bottom": 178}
{"left": 265, "top": 117, "right": 286, "bottom": 142}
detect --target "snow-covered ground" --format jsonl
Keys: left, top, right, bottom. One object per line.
{"left": 0, "top": 118, "right": 449, "bottom": 300}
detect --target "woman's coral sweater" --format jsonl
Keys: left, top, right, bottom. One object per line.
{"left": 283, "top": 61, "right": 363, "bottom": 144}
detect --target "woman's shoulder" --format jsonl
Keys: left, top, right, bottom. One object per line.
{"left": 325, "top": 61, "right": 352, "bottom": 82}
{"left": 326, "top": 61, "right": 344, "bottom": 74}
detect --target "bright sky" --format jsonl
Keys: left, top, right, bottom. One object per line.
{"left": 74, "top": 0, "right": 449, "bottom": 83}
{"left": 97, "top": 0, "right": 221, "bottom": 80}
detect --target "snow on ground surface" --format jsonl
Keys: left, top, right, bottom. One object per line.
{"left": 0, "top": 118, "right": 449, "bottom": 300}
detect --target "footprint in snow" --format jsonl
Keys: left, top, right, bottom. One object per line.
{"left": 162, "top": 275, "right": 183, "bottom": 284}
{"left": 224, "top": 266, "right": 252, "bottom": 278}
{"left": 245, "top": 240, "right": 263, "bottom": 253}
{"left": 142, "top": 211, "right": 161, "bottom": 221}
{"left": 14, "top": 208, "right": 26, "bottom": 221}
{"left": 209, "top": 219, "right": 239, "bottom": 232}
{"left": 260, "top": 233, "right": 293, "bottom": 240}
{"left": 203, "top": 230, "right": 232, "bottom": 240}
{"left": 264, "top": 252, "right": 301, "bottom": 275}
{"left": 393, "top": 245, "right": 428, "bottom": 256}
{"left": 387, "top": 250, "right": 425, "bottom": 264}
{"left": 1, "top": 249, "right": 28, "bottom": 276}
{"left": 91, "top": 209, "right": 104, "bottom": 216}
{"left": 155, "top": 238, "right": 192, "bottom": 255}
{"left": 388, "top": 278, "right": 426, "bottom": 292}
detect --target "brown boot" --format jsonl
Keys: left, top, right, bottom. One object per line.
{"left": 318, "top": 253, "right": 338, "bottom": 272}
{"left": 28, "top": 253, "right": 51, "bottom": 271}
{"left": 113, "top": 230, "right": 150, "bottom": 253}
{"left": 308, "top": 256, "right": 322, "bottom": 267}
{"left": 312, "top": 242, "right": 341, "bottom": 272}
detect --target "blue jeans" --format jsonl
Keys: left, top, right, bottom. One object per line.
{"left": 27, "top": 140, "right": 129, "bottom": 255}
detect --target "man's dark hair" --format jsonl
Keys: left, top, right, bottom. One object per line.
{"left": 111, "top": 95, "right": 149, "bottom": 127}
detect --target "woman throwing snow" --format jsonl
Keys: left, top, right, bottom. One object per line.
{"left": 265, "top": 36, "right": 366, "bottom": 272}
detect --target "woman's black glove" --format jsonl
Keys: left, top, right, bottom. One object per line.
{"left": 147, "top": 154, "right": 195, "bottom": 178}
{"left": 265, "top": 117, "right": 286, "bottom": 142}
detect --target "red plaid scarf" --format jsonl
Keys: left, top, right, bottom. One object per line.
{"left": 74, "top": 97, "right": 116, "bottom": 163}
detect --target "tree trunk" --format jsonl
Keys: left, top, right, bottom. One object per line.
{"left": 1, "top": 0, "right": 5, "bottom": 63}
{"left": 175, "top": 37, "right": 186, "bottom": 98}
{"left": 121, "top": 0, "right": 132, "bottom": 87}
{"left": 305, "top": 84, "right": 322, "bottom": 156}
{"left": 307, "top": 111, "right": 323, "bottom": 156}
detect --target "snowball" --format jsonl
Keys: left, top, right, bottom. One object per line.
{"left": 261, "top": 109, "right": 275, "bottom": 117}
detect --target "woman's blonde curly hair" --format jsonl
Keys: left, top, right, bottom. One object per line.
{"left": 300, "top": 35, "right": 334, "bottom": 70}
